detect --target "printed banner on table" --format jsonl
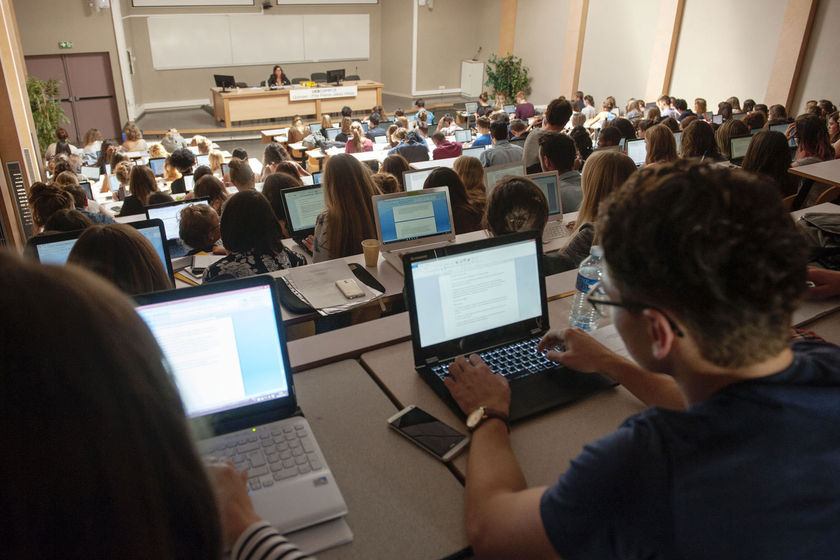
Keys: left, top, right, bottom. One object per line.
{"left": 289, "top": 85, "right": 358, "bottom": 101}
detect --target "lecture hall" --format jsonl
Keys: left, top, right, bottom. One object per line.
{"left": 2, "top": 0, "right": 840, "bottom": 558}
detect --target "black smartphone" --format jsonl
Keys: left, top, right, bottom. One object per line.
{"left": 387, "top": 405, "right": 470, "bottom": 462}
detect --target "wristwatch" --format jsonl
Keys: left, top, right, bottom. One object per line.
{"left": 466, "top": 406, "right": 510, "bottom": 432}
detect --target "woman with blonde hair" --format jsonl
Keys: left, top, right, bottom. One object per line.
{"left": 453, "top": 155, "right": 487, "bottom": 206}
{"left": 81, "top": 128, "right": 103, "bottom": 154}
{"left": 644, "top": 124, "right": 678, "bottom": 166}
{"left": 287, "top": 116, "right": 309, "bottom": 144}
{"left": 147, "top": 142, "right": 168, "bottom": 159}
{"left": 122, "top": 122, "right": 148, "bottom": 151}
{"left": 345, "top": 121, "right": 373, "bottom": 153}
{"left": 311, "top": 153, "right": 381, "bottom": 262}
{"left": 544, "top": 150, "right": 636, "bottom": 274}
{"left": 208, "top": 150, "right": 225, "bottom": 178}
{"left": 320, "top": 114, "right": 333, "bottom": 132}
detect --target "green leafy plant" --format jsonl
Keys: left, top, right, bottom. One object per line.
{"left": 484, "top": 54, "right": 531, "bottom": 103}
{"left": 27, "top": 76, "right": 69, "bottom": 153}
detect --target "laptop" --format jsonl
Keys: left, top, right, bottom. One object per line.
{"left": 403, "top": 232, "right": 617, "bottom": 422}
{"left": 29, "top": 219, "right": 175, "bottom": 287}
{"left": 732, "top": 112, "right": 747, "bottom": 121}
{"left": 196, "top": 154, "right": 211, "bottom": 168}
{"left": 673, "top": 131, "right": 683, "bottom": 152}
{"left": 280, "top": 185, "right": 324, "bottom": 255}
{"left": 484, "top": 162, "right": 527, "bottom": 195}
{"left": 403, "top": 167, "right": 438, "bottom": 192}
{"left": 146, "top": 198, "right": 210, "bottom": 260}
{"left": 310, "top": 123, "right": 322, "bottom": 134}
{"left": 372, "top": 187, "right": 456, "bottom": 274}
{"left": 461, "top": 145, "right": 486, "bottom": 159}
{"left": 729, "top": 135, "right": 752, "bottom": 166}
{"left": 81, "top": 166, "right": 101, "bottom": 180}
{"left": 325, "top": 128, "right": 341, "bottom": 141}
{"left": 464, "top": 102, "right": 478, "bottom": 114}
{"left": 503, "top": 104, "right": 516, "bottom": 114}
{"left": 374, "top": 135, "right": 388, "bottom": 145}
{"left": 312, "top": 172, "right": 322, "bottom": 184}
{"left": 454, "top": 129, "right": 472, "bottom": 143}
{"left": 625, "top": 137, "right": 647, "bottom": 167}
{"left": 133, "top": 275, "right": 348, "bottom": 534}
{"left": 712, "top": 114, "right": 724, "bottom": 125}
{"left": 79, "top": 180, "right": 95, "bottom": 201}
{"left": 148, "top": 157, "right": 166, "bottom": 177}
{"left": 527, "top": 171, "right": 570, "bottom": 247}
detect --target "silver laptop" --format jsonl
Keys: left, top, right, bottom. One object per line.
{"left": 403, "top": 167, "right": 439, "bottom": 192}
{"left": 464, "top": 102, "right": 478, "bottom": 114}
{"left": 461, "top": 145, "right": 486, "bottom": 158}
{"left": 373, "top": 186, "right": 456, "bottom": 274}
{"left": 527, "top": 171, "right": 569, "bottom": 247}
{"left": 729, "top": 135, "right": 752, "bottom": 166}
{"left": 134, "top": 276, "right": 348, "bottom": 534}
{"left": 454, "top": 129, "right": 472, "bottom": 143}
{"left": 625, "top": 138, "right": 647, "bottom": 167}
{"left": 484, "top": 161, "right": 527, "bottom": 195}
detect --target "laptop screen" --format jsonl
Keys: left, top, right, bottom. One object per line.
{"left": 484, "top": 162, "right": 526, "bottom": 194}
{"left": 403, "top": 168, "right": 437, "bottom": 192}
{"left": 454, "top": 129, "right": 472, "bottom": 143}
{"left": 374, "top": 135, "right": 388, "bottom": 144}
{"left": 149, "top": 157, "right": 166, "bottom": 176}
{"left": 409, "top": 237, "right": 542, "bottom": 348}
{"left": 81, "top": 166, "right": 101, "bottom": 180}
{"left": 196, "top": 154, "right": 210, "bottom": 168}
{"left": 325, "top": 128, "right": 340, "bottom": 141}
{"left": 34, "top": 236, "right": 79, "bottom": 265}
{"left": 769, "top": 123, "right": 789, "bottom": 134}
{"left": 310, "top": 123, "right": 322, "bottom": 133}
{"left": 465, "top": 102, "right": 478, "bottom": 113}
{"left": 135, "top": 282, "right": 290, "bottom": 418}
{"left": 376, "top": 190, "right": 452, "bottom": 244}
{"left": 527, "top": 173, "right": 562, "bottom": 216}
{"left": 504, "top": 104, "right": 516, "bottom": 114}
{"left": 625, "top": 138, "right": 647, "bottom": 166}
{"left": 673, "top": 131, "right": 683, "bottom": 150}
{"left": 146, "top": 200, "right": 209, "bottom": 241}
{"left": 461, "top": 146, "right": 485, "bottom": 159}
{"left": 282, "top": 186, "right": 324, "bottom": 233}
{"left": 730, "top": 136, "right": 752, "bottom": 161}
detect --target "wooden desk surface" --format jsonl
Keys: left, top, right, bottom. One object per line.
{"left": 788, "top": 158, "right": 840, "bottom": 187}
{"left": 211, "top": 80, "right": 384, "bottom": 99}
{"left": 293, "top": 360, "right": 468, "bottom": 559}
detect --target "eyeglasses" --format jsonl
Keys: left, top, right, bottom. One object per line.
{"left": 586, "top": 280, "right": 684, "bottom": 338}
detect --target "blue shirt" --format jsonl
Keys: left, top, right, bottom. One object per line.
{"left": 471, "top": 134, "right": 492, "bottom": 147}
{"left": 540, "top": 340, "right": 840, "bottom": 560}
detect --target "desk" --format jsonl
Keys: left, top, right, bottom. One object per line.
{"left": 789, "top": 159, "right": 840, "bottom": 210}
{"left": 211, "top": 81, "right": 383, "bottom": 127}
{"left": 360, "top": 297, "right": 647, "bottom": 483}
{"left": 293, "top": 360, "right": 468, "bottom": 559}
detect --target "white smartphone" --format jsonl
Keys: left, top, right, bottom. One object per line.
{"left": 387, "top": 405, "right": 470, "bottom": 462}
{"left": 335, "top": 278, "right": 365, "bottom": 299}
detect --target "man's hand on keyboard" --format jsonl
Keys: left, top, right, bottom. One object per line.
{"left": 206, "top": 461, "right": 263, "bottom": 549}
{"left": 444, "top": 354, "right": 511, "bottom": 416}
{"left": 538, "top": 328, "right": 616, "bottom": 374}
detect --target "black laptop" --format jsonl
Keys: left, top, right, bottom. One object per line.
{"left": 280, "top": 185, "right": 324, "bottom": 255}
{"left": 403, "top": 232, "right": 616, "bottom": 422}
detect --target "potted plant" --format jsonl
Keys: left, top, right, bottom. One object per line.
{"left": 27, "top": 76, "right": 69, "bottom": 153}
{"left": 484, "top": 54, "right": 531, "bottom": 104}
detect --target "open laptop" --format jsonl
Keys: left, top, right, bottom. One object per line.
{"left": 81, "top": 166, "right": 101, "bottom": 180}
{"left": 625, "top": 137, "right": 647, "bottom": 167}
{"left": 673, "top": 131, "right": 683, "bottom": 152}
{"left": 484, "top": 161, "right": 527, "bottom": 195}
{"left": 310, "top": 123, "right": 322, "bottom": 134}
{"left": 146, "top": 198, "right": 209, "bottom": 260}
{"left": 79, "top": 180, "right": 95, "bottom": 201}
{"left": 373, "top": 187, "right": 456, "bottom": 274}
{"left": 503, "top": 104, "right": 516, "bottom": 114}
{"left": 280, "top": 185, "right": 324, "bottom": 255}
{"left": 461, "top": 145, "right": 486, "bottom": 158}
{"left": 29, "top": 219, "right": 175, "bottom": 287}
{"left": 729, "top": 135, "right": 752, "bottom": 166}
{"left": 527, "top": 171, "right": 570, "bottom": 248}
{"left": 133, "top": 275, "right": 348, "bottom": 534}
{"left": 454, "top": 129, "right": 472, "bottom": 143}
{"left": 325, "top": 128, "right": 341, "bottom": 141}
{"left": 374, "top": 135, "right": 388, "bottom": 145}
{"left": 403, "top": 232, "right": 616, "bottom": 422}
{"left": 196, "top": 154, "right": 211, "bottom": 168}
{"left": 148, "top": 157, "right": 166, "bottom": 177}
{"left": 403, "top": 167, "right": 438, "bottom": 192}
{"left": 464, "top": 102, "right": 478, "bottom": 114}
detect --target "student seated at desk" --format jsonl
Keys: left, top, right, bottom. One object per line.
{"left": 68, "top": 223, "right": 171, "bottom": 295}
{"left": 121, "top": 122, "right": 148, "bottom": 152}
{"left": 148, "top": 141, "right": 167, "bottom": 160}
{"left": 387, "top": 130, "right": 430, "bottom": 163}
{"left": 513, "top": 91, "right": 535, "bottom": 120}
{"left": 229, "top": 158, "right": 257, "bottom": 192}
{"left": 335, "top": 117, "right": 352, "bottom": 144}
{"left": 680, "top": 120, "right": 724, "bottom": 162}
{"left": 267, "top": 64, "right": 291, "bottom": 87}
{"left": 311, "top": 153, "right": 380, "bottom": 262}
{"left": 509, "top": 119, "right": 529, "bottom": 147}
{"left": 28, "top": 182, "right": 73, "bottom": 234}
{"left": 443, "top": 160, "right": 840, "bottom": 559}
{"left": 431, "top": 131, "right": 462, "bottom": 160}
{"left": 479, "top": 121, "right": 524, "bottom": 168}
{"left": 119, "top": 166, "right": 159, "bottom": 217}
{"left": 644, "top": 124, "right": 678, "bottom": 167}
{"left": 345, "top": 122, "right": 373, "bottom": 154}
{"left": 414, "top": 98, "right": 435, "bottom": 125}
{"left": 381, "top": 153, "right": 410, "bottom": 190}
{"left": 791, "top": 114, "right": 833, "bottom": 167}
{"left": 715, "top": 119, "right": 749, "bottom": 160}
{"left": 62, "top": 179, "right": 116, "bottom": 225}
{"left": 261, "top": 143, "right": 309, "bottom": 181}
{"left": 193, "top": 175, "right": 229, "bottom": 215}
{"left": 203, "top": 190, "right": 305, "bottom": 282}
{"left": 1, "top": 253, "right": 312, "bottom": 559}
{"left": 179, "top": 203, "right": 225, "bottom": 255}
{"left": 471, "top": 117, "right": 492, "bottom": 147}
{"left": 741, "top": 131, "right": 798, "bottom": 196}
{"left": 366, "top": 112, "right": 388, "bottom": 140}
{"left": 453, "top": 154, "right": 487, "bottom": 206}
{"left": 287, "top": 117, "right": 309, "bottom": 145}
{"left": 539, "top": 132, "right": 583, "bottom": 212}
{"left": 43, "top": 208, "right": 93, "bottom": 233}
{"left": 262, "top": 171, "right": 303, "bottom": 237}
{"left": 423, "top": 167, "right": 483, "bottom": 234}
{"left": 169, "top": 148, "right": 196, "bottom": 195}
{"left": 438, "top": 114, "right": 460, "bottom": 135}
{"left": 81, "top": 127, "right": 103, "bottom": 155}
{"left": 370, "top": 171, "right": 400, "bottom": 194}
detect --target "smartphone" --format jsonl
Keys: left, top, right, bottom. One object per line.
{"left": 387, "top": 405, "right": 470, "bottom": 462}
{"left": 336, "top": 278, "right": 365, "bottom": 299}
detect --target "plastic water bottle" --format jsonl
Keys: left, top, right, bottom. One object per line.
{"left": 568, "top": 245, "right": 604, "bottom": 331}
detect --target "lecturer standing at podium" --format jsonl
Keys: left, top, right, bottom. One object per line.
{"left": 267, "top": 65, "right": 291, "bottom": 87}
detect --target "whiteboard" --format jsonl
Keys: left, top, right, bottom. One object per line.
{"left": 147, "top": 15, "right": 232, "bottom": 70}
{"left": 303, "top": 14, "right": 369, "bottom": 62}
{"left": 147, "top": 14, "right": 369, "bottom": 70}
{"left": 230, "top": 15, "right": 305, "bottom": 65}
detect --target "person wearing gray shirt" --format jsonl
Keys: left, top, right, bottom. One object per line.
{"left": 522, "top": 98, "right": 574, "bottom": 172}
{"left": 479, "top": 121, "right": 524, "bottom": 167}
{"left": 538, "top": 132, "right": 583, "bottom": 212}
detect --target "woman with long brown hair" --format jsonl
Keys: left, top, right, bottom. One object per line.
{"left": 453, "top": 155, "right": 487, "bottom": 206}
{"left": 644, "top": 124, "right": 678, "bottom": 166}
{"left": 119, "top": 165, "right": 158, "bottom": 217}
{"left": 312, "top": 153, "right": 381, "bottom": 262}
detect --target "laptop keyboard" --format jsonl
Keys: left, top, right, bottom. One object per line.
{"left": 201, "top": 421, "right": 324, "bottom": 493}
{"left": 543, "top": 220, "right": 570, "bottom": 241}
{"left": 429, "top": 336, "right": 557, "bottom": 381}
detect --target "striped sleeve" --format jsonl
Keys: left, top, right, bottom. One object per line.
{"left": 231, "top": 520, "right": 315, "bottom": 560}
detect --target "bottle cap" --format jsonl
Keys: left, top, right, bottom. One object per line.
{"left": 590, "top": 245, "right": 603, "bottom": 258}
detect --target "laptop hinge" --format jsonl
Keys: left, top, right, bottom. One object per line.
{"left": 530, "top": 327, "right": 543, "bottom": 336}
{"left": 425, "top": 356, "right": 438, "bottom": 366}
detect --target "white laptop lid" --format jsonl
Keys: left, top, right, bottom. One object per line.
{"left": 484, "top": 162, "right": 527, "bottom": 195}
{"left": 373, "top": 187, "right": 456, "bottom": 252}
{"left": 461, "top": 146, "right": 486, "bottom": 158}
{"left": 464, "top": 102, "right": 478, "bottom": 113}
{"left": 454, "top": 129, "right": 472, "bottom": 143}
{"left": 527, "top": 171, "right": 563, "bottom": 219}
{"left": 403, "top": 167, "right": 438, "bottom": 192}
{"left": 625, "top": 138, "right": 647, "bottom": 166}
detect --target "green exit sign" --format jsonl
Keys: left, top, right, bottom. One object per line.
{"left": 58, "top": 41, "right": 73, "bottom": 49}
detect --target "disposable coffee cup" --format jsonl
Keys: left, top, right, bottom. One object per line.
{"left": 361, "top": 239, "right": 380, "bottom": 267}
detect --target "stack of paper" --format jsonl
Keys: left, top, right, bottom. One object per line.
{"left": 283, "top": 260, "right": 382, "bottom": 315}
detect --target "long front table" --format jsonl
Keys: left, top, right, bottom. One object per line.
{"left": 211, "top": 81, "right": 383, "bottom": 127}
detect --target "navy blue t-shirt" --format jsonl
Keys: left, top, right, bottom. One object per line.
{"left": 540, "top": 340, "right": 840, "bottom": 560}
